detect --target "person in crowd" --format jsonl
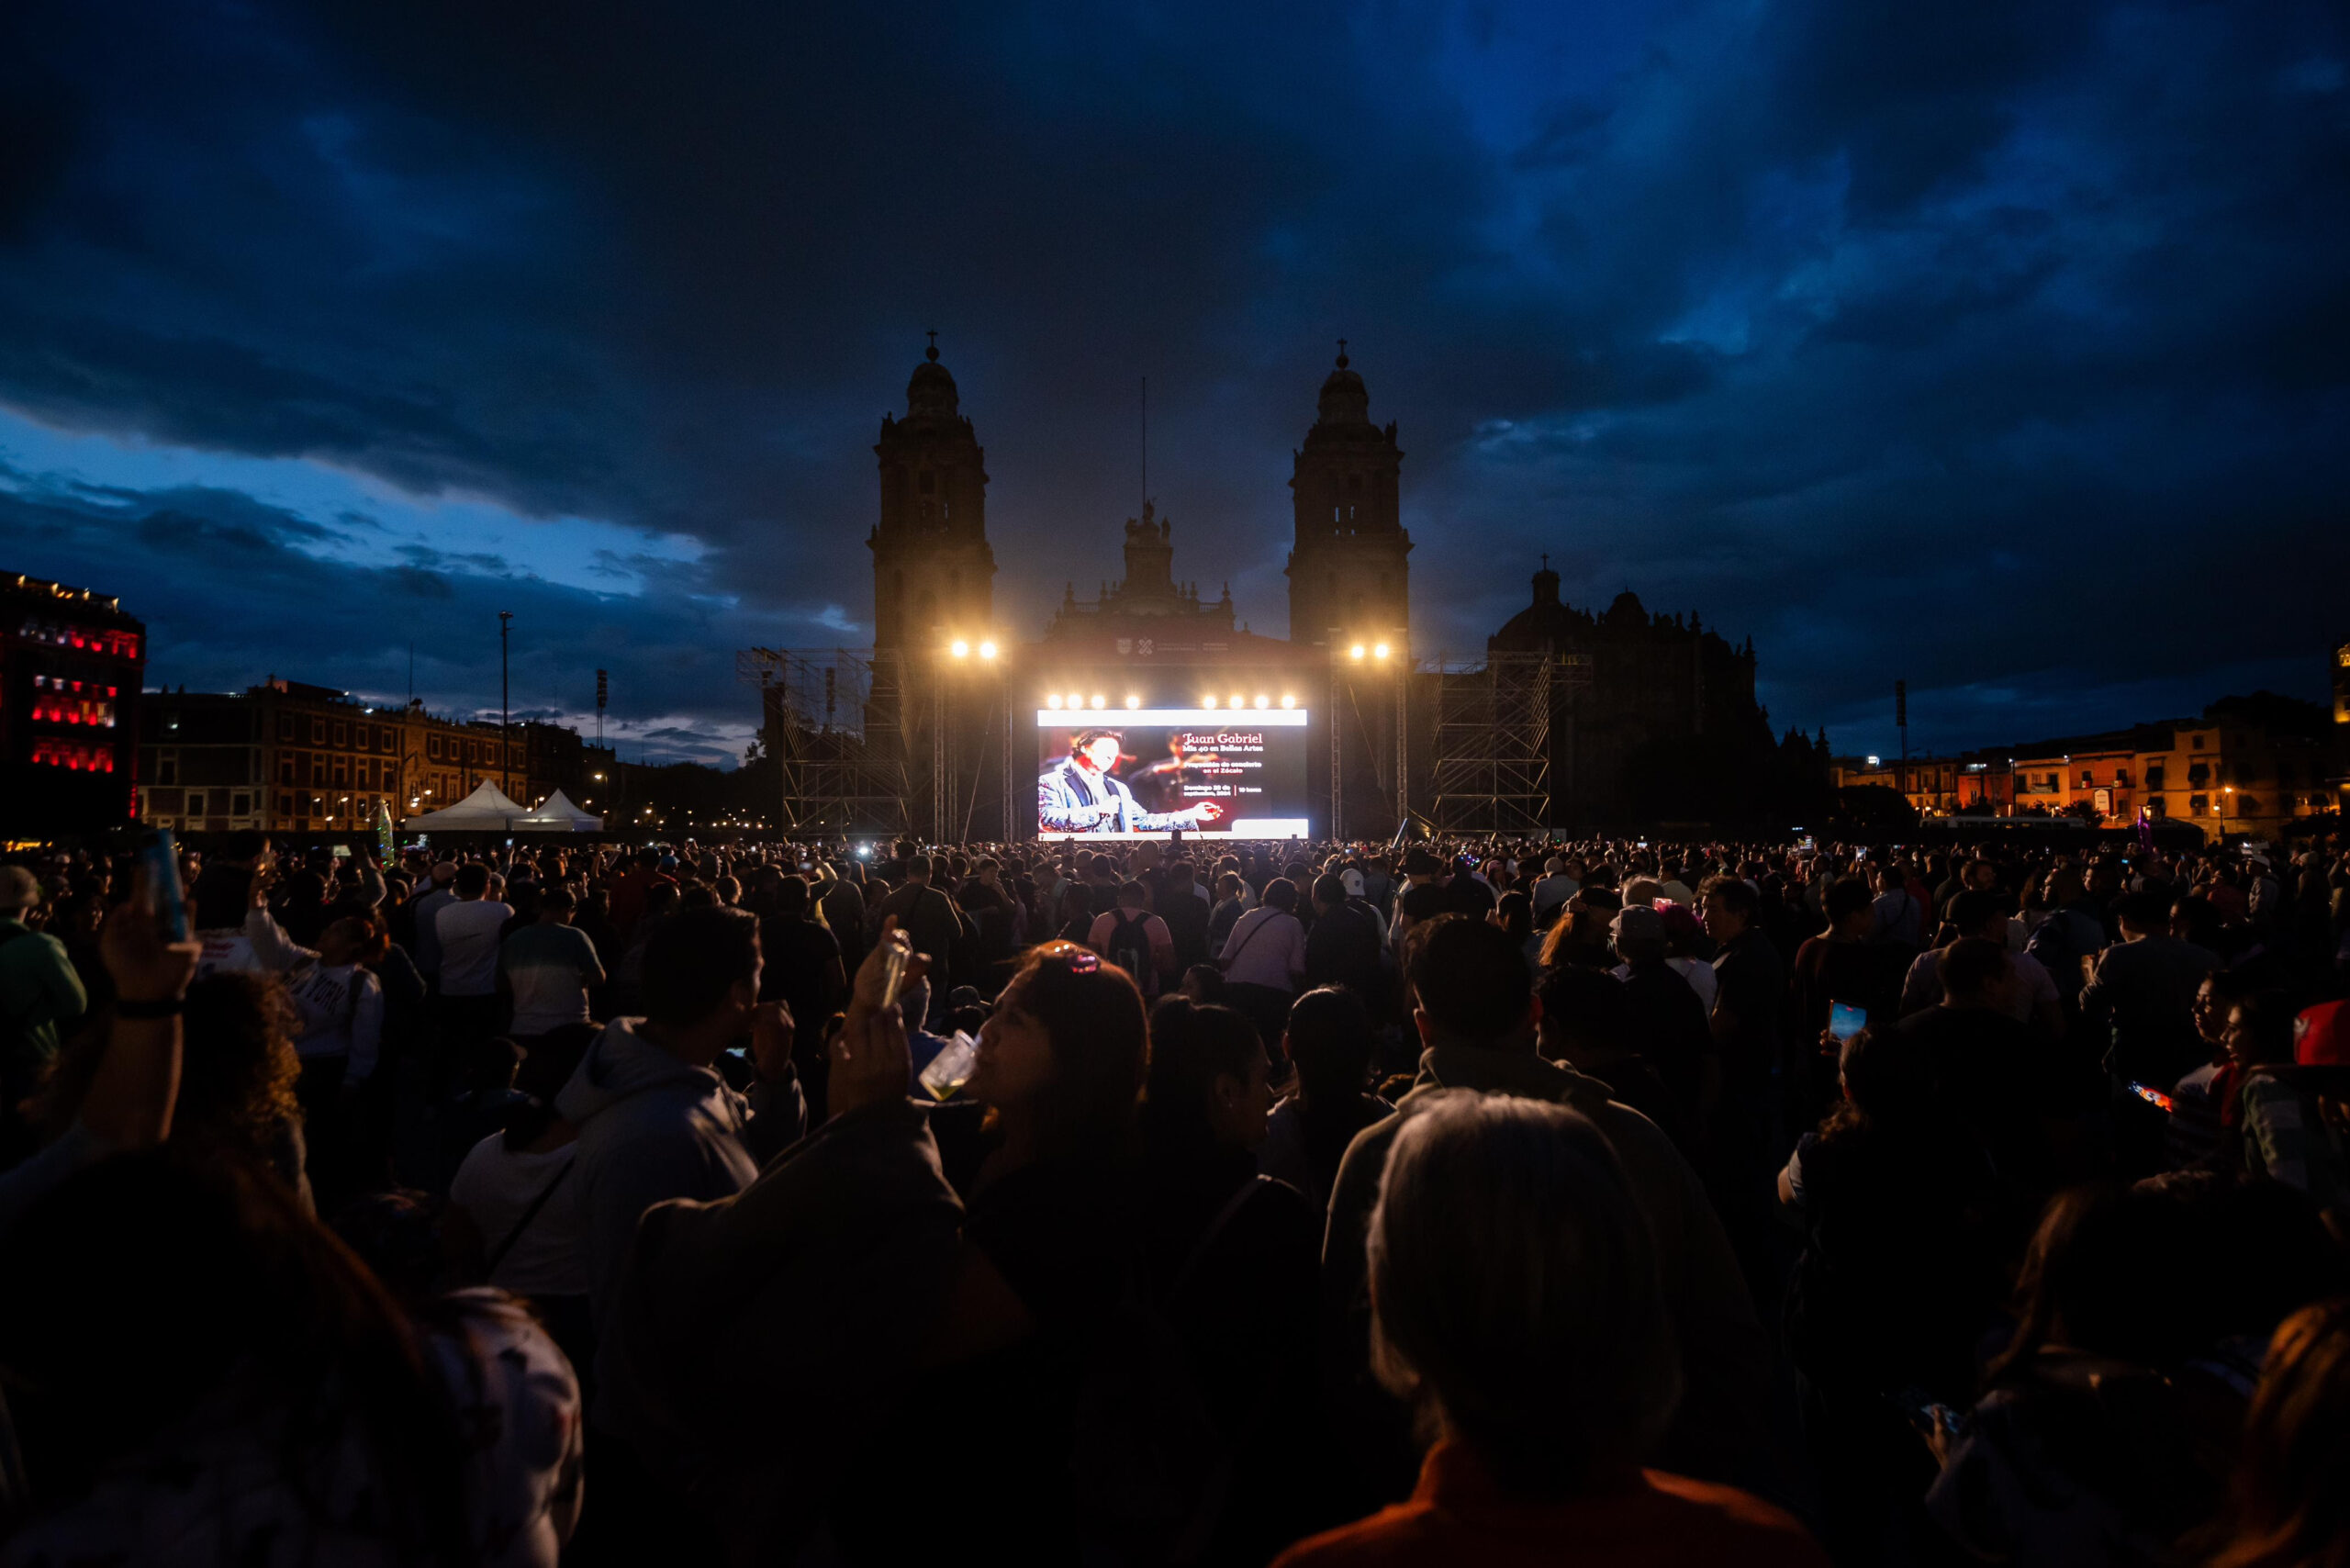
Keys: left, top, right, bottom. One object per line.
{"left": 2165, "top": 969, "right": 2256, "bottom": 1169}
{"left": 1325, "top": 914, "right": 1768, "bottom": 1490}
{"left": 408, "top": 858, "right": 461, "bottom": 983}
{"left": 554, "top": 902, "right": 805, "bottom": 1548}
{"left": 1898, "top": 887, "right": 2063, "bottom": 1036}
{"left": 1926, "top": 1180, "right": 2341, "bottom": 1565}
{"left": 436, "top": 862, "right": 516, "bottom": 1089}
{"left": 1306, "top": 870, "right": 1387, "bottom": 1004}
{"left": 1777, "top": 1024, "right": 2017, "bottom": 1563}
{"left": 1531, "top": 855, "right": 1579, "bottom": 923}
{"left": 1207, "top": 869, "right": 1250, "bottom": 952}
{"left": 865, "top": 853, "right": 963, "bottom": 999}
{"left": 2195, "top": 1297, "right": 2350, "bottom": 1568}
{"left": 1699, "top": 870, "right": 1787, "bottom": 1300}
{"left": 1606, "top": 904, "right": 1714, "bottom": 1138}
{"left": 0, "top": 865, "right": 88, "bottom": 1163}
{"left": 1536, "top": 959, "right": 1694, "bottom": 1152}
{"left": 500, "top": 885, "right": 606, "bottom": 1044}
{"left": 1219, "top": 876, "right": 1308, "bottom": 1055}
{"left": 1090, "top": 878, "right": 1179, "bottom": 1001}
{"left": 1138, "top": 994, "right": 1335, "bottom": 1562}
{"left": 2080, "top": 889, "right": 2222, "bottom": 1085}
{"left": 0, "top": 865, "right": 196, "bottom": 1233}
{"left": 2224, "top": 988, "right": 2350, "bottom": 1218}
{"left": 1279, "top": 1092, "right": 1827, "bottom": 1568}
{"left": 1259, "top": 985, "right": 1392, "bottom": 1209}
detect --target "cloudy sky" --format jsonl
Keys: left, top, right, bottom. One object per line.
{"left": 2, "top": 0, "right": 2343, "bottom": 766}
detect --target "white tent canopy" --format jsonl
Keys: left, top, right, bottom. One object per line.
{"left": 512, "top": 790, "right": 602, "bottom": 832}
{"left": 399, "top": 780, "right": 532, "bottom": 831}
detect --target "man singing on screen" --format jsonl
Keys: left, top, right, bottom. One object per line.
{"left": 1039, "top": 729, "right": 1224, "bottom": 833}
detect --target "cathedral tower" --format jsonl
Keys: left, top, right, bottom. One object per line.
{"left": 1284, "top": 344, "right": 1411, "bottom": 647}
{"left": 870, "top": 334, "right": 997, "bottom": 652}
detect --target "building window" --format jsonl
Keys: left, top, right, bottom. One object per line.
{"left": 187, "top": 791, "right": 207, "bottom": 816}
{"left": 333, "top": 722, "right": 348, "bottom": 747}
{"left": 276, "top": 715, "right": 294, "bottom": 741}
{"left": 2188, "top": 793, "right": 2209, "bottom": 814}
{"left": 311, "top": 719, "right": 326, "bottom": 745}
{"left": 156, "top": 753, "right": 177, "bottom": 786}
{"left": 2188, "top": 763, "right": 2210, "bottom": 786}
{"left": 2147, "top": 797, "right": 2166, "bottom": 818}
{"left": 2190, "top": 734, "right": 2204, "bottom": 750}
{"left": 278, "top": 756, "right": 297, "bottom": 785}
{"left": 331, "top": 760, "right": 347, "bottom": 787}
{"left": 2146, "top": 764, "right": 2165, "bottom": 790}
{"left": 429, "top": 734, "right": 443, "bottom": 760}
{"left": 465, "top": 740, "right": 478, "bottom": 764}
{"left": 231, "top": 792, "right": 251, "bottom": 816}
{"left": 2238, "top": 795, "right": 2260, "bottom": 814}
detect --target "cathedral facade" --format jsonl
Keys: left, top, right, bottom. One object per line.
{"left": 858, "top": 334, "right": 1806, "bottom": 836}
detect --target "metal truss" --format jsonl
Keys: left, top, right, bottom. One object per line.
{"left": 737, "top": 647, "right": 912, "bottom": 837}
{"left": 1427, "top": 651, "right": 1553, "bottom": 835}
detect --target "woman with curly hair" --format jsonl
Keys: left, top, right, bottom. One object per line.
{"left": 39, "top": 969, "right": 311, "bottom": 1213}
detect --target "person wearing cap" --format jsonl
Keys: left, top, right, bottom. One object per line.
{"left": 2228, "top": 991, "right": 2349, "bottom": 1222}
{"left": 0, "top": 866, "right": 88, "bottom": 1160}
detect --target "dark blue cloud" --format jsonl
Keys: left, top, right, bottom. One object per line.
{"left": 0, "top": 0, "right": 2343, "bottom": 764}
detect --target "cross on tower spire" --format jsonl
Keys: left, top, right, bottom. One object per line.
{"left": 924, "top": 328, "right": 939, "bottom": 362}
{"left": 1336, "top": 337, "right": 1348, "bottom": 368}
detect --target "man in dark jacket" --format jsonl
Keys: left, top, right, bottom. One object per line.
{"left": 1609, "top": 904, "right": 1714, "bottom": 1138}
{"left": 1304, "top": 872, "right": 1384, "bottom": 1006}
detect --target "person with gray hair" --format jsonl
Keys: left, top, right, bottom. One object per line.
{"left": 1277, "top": 1092, "right": 1827, "bottom": 1566}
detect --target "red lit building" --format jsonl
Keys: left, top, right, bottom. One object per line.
{"left": 1, "top": 572, "right": 145, "bottom": 835}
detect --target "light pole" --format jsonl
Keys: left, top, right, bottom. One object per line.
{"left": 1337, "top": 634, "right": 1395, "bottom": 842}
{"left": 939, "top": 635, "right": 1002, "bottom": 842}
{"left": 498, "top": 610, "right": 513, "bottom": 801}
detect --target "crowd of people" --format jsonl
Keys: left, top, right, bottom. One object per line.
{"left": 1, "top": 825, "right": 2347, "bottom": 1565}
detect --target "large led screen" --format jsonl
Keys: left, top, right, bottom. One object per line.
{"left": 1035, "top": 708, "right": 1309, "bottom": 839}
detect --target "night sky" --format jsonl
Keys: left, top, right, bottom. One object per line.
{"left": 2, "top": 1, "right": 2344, "bottom": 767}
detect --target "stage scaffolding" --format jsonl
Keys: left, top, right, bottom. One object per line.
{"left": 736, "top": 647, "right": 912, "bottom": 837}
{"left": 1426, "top": 651, "right": 1555, "bottom": 835}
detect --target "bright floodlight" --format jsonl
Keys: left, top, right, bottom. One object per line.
{"left": 1228, "top": 694, "right": 1243, "bottom": 709}
{"left": 1068, "top": 692, "right": 1084, "bottom": 709}
{"left": 1047, "top": 694, "right": 1064, "bottom": 709}
{"left": 1349, "top": 643, "right": 1366, "bottom": 660}
{"left": 949, "top": 638, "right": 969, "bottom": 657}
{"left": 1125, "top": 694, "right": 1140, "bottom": 710}
{"left": 1090, "top": 694, "right": 1106, "bottom": 709}
{"left": 979, "top": 639, "right": 998, "bottom": 659}
{"left": 1374, "top": 642, "right": 1392, "bottom": 659}
{"left": 1202, "top": 694, "right": 1217, "bottom": 709}
{"left": 1253, "top": 695, "right": 1270, "bottom": 710}
{"left": 1280, "top": 694, "right": 1296, "bottom": 709}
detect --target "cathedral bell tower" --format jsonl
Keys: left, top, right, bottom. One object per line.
{"left": 1284, "top": 343, "right": 1410, "bottom": 648}
{"left": 870, "top": 333, "right": 997, "bottom": 653}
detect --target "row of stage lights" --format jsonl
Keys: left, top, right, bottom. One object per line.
{"left": 1045, "top": 692, "right": 1301, "bottom": 711}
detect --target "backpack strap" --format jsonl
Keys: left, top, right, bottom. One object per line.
{"left": 485, "top": 1153, "right": 576, "bottom": 1275}
{"left": 1173, "top": 1176, "right": 1270, "bottom": 1297}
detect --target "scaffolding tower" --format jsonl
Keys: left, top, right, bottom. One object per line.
{"left": 1427, "top": 651, "right": 1553, "bottom": 835}
{"left": 737, "top": 647, "right": 912, "bottom": 837}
